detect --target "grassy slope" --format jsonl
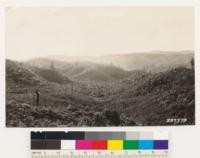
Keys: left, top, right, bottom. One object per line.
{"left": 108, "top": 67, "right": 195, "bottom": 125}
{"left": 27, "top": 58, "right": 131, "bottom": 82}
{"left": 6, "top": 59, "right": 195, "bottom": 127}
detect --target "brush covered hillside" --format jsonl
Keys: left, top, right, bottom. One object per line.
{"left": 27, "top": 59, "right": 131, "bottom": 82}
{"left": 6, "top": 52, "right": 195, "bottom": 127}
{"left": 105, "top": 67, "right": 195, "bottom": 125}
{"left": 99, "top": 51, "right": 194, "bottom": 72}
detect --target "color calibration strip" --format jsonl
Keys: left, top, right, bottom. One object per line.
{"left": 31, "top": 131, "right": 168, "bottom": 150}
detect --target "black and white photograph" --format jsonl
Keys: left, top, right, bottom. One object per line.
{"left": 6, "top": 6, "right": 195, "bottom": 127}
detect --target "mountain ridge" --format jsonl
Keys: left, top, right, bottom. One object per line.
{"left": 24, "top": 50, "right": 194, "bottom": 72}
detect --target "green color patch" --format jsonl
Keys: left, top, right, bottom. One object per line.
{"left": 123, "top": 140, "right": 138, "bottom": 149}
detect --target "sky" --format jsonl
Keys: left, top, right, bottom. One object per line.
{"left": 6, "top": 6, "right": 194, "bottom": 61}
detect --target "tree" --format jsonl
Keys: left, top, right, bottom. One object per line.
{"left": 190, "top": 58, "right": 194, "bottom": 69}
{"left": 50, "top": 61, "right": 56, "bottom": 70}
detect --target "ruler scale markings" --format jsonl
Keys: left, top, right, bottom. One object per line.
{"left": 32, "top": 150, "right": 168, "bottom": 158}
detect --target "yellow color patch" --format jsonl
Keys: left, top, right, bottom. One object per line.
{"left": 107, "top": 140, "right": 123, "bottom": 150}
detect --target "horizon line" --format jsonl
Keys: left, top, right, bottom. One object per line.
{"left": 6, "top": 49, "right": 194, "bottom": 62}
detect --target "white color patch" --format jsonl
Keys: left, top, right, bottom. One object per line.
{"left": 61, "top": 140, "right": 76, "bottom": 150}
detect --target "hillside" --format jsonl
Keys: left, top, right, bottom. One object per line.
{"left": 30, "top": 67, "right": 71, "bottom": 84}
{"left": 73, "top": 64, "right": 130, "bottom": 82}
{"left": 6, "top": 59, "right": 42, "bottom": 87}
{"left": 6, "top": 57, "right": 195, "bottom": 127}
{"left": 107, "top": 67, "right": 195, "bottom": 125}
{"left": 99, "top": 51, "right": 194, "bottom": 72}
{"left": 6, "top": 59, "right": 70, "bottom": 85}
{"left": 47, "top": 51, "right": 194, "bottom": 72}
{"left": 27, "top": 58, "right": 130, "bottom": 82}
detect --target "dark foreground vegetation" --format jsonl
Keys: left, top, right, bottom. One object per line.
{"left": 6, "top": 53, "right": 195, "bottom": 127}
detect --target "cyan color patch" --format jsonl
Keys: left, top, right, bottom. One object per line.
{"left": 138, "top": 140, "right": 153, "bottom": 149}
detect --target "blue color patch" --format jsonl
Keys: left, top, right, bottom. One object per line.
{"left": 138, "top": 140, "right": 153, "bottom": 150}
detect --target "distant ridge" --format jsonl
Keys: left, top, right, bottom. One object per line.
{"left": 44, "top": 50, "right": 194, "bottom": 72}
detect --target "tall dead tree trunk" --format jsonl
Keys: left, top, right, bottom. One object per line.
{"left": 35, "top": 90, "right": 40, "bottom": 106}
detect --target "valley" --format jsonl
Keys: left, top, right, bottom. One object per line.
{"left": 6, "top": 52, "right": 195, "bottom": 127}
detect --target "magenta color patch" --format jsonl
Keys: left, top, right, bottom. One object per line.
{"left": 76, "top": 140, "right": 92, "bottom": 149}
